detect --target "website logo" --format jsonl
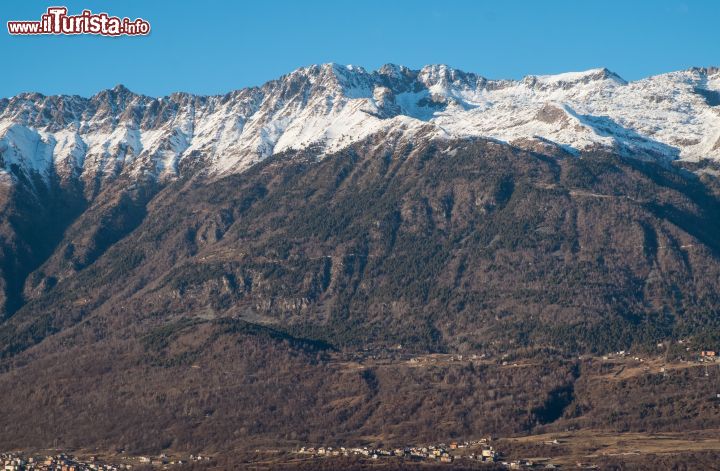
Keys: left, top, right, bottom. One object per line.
{"left": 7, "top": 7, "right": 151, "bottom": 36}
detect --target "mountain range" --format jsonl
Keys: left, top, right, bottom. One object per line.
{"left": 0, "top": 64, "right": 720, "bottom": 454}
{"left": 2, "top": 64, "right": 720, "bottom": 189}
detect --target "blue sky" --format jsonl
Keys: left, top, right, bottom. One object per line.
{"left": 1, "top": 0, "right": 718, "bottom": 97}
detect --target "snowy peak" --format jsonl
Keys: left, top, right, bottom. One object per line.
{"left": 524, "top": 68, "right": 627, "bottom": 89}
{"left": 377, "top": 63, "right": 412, "bottom": 79}
{"left": 689, "top": 66, "right": 720, "bottom": 77}
{"left": 2, "top": 63, "right": 720, "bottom": 192}
{"left": 418, "top": 64, "right": 483, "bottom": 88}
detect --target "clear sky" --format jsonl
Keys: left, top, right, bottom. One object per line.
{"left": 1, "top": 0, "right": 718, "bottom": 98}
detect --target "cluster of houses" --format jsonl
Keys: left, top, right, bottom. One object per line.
{"left": 1, "top": 453, "right": 125, "bottom": 471}
{"left": 297, "top": 439, "right": 499, "bottom": 464}
{"left": 0, "top": 451, "right": 215, "bottom": 471}
{"left": 601, "top": 346, "right": 720, "bottom": 365}
{"left": 295, "top": 441, "right": 569, "bottom": 468}
{"left": 504, "top": 459, "right": 558, "bottom": 469}
{"left": 135, "top": 452, "right": 213, "bottom": 466}
{"left": 136, "top": 453, "right": 194, "bottom": 467}
{"left": 700, "top": 350, "right": 717, "bottom": 362}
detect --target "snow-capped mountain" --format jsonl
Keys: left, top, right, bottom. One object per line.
{"left": 1, "top": 63, "right": 720, "bottom": 188}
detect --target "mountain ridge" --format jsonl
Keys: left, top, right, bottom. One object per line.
{"left": 1, "top": 64, "right": 720, "bottom": 348}
{"left": 2, "top": 63, "right": 720, "bottom": 196}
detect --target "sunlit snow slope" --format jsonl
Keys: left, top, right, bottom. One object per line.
{"left": 1, "top": 64, "right": 719, "bottom": 188}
